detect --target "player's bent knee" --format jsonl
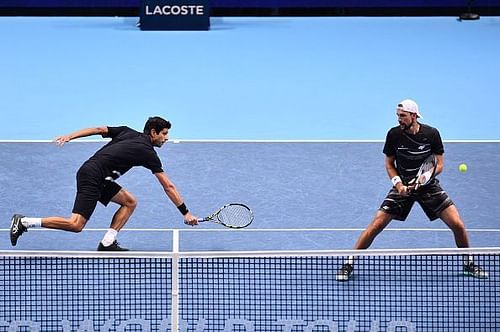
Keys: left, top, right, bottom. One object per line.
{"left": 118, "top": 190, "right": 137, "bottom": 210}
{"left": 68, "top": 221, "right": 85, "bottom": 233}
{"left": 126, "top": 196, "right": 138, "bottom": 210}
{"left": 451, "top": 220, "right": 467, "bottom": 233}
{"left": 67, "top": 215, "right": 87, "bottom": 232}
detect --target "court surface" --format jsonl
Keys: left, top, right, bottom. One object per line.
{"left": 0, "top": 141, "right": 499, "bottom": 251}
{"left": 0, "top": 16, "right": 499, "bottom": 251}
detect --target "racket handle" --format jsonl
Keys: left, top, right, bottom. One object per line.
{"left": 198, "top": 218, "right": 208, "bottom": 223}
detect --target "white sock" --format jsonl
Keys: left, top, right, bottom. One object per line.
{"left": 21, "top": 217, "right": 42, "bottom": 228}
{"left": 101, "top": 229, "right": 118, "bottom": 247}
{"left": 463, "top": 255, "right": 473, "bottom": 266}
{"left": 341, "top": 256, "right": 355, "bottom": 266}
{"left": 346, "top": 256, "right": 355, "bottom": 266}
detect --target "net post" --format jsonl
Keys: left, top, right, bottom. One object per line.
{"left": 171, "top": 229, "right": 180, "bottom": 332}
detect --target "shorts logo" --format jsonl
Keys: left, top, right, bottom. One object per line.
{"left": 105, "top": 170, "right": 121, "bottom": 182}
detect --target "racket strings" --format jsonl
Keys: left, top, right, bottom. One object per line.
{"left": 415, "top": 155, "right": 436, "bottom": 187}
{"left": 217, "top": 205, "right": 253, "bottom": 228}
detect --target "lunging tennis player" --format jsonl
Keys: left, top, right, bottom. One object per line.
{"left": 336, "top": 99, "right": 488, "bottom": 281}
{"left": 10, "top": 116, "right": 198, "bottom": 251}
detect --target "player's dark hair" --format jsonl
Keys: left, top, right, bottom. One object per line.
{"left": 143, "top": 116, "right": 171, "bottom": 135}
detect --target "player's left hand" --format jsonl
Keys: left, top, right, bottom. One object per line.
{"left": 54, "top": 135, "right": 72, "bottom": 146}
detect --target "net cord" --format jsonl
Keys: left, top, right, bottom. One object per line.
{"left": 1, "top": 246, "right": 499, "bottom": 259}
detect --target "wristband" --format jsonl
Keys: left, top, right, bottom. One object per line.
{"left": 391, "top": 176, "right": 402, "bottom": 186}
{"left": 177, "top": 203, "right": 189, "bottom": 216}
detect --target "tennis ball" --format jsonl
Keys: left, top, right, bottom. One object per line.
{"left": 458, "top": 163, "right": 468, "bottom": 173}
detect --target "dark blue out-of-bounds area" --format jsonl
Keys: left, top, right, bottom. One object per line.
{"left": 2, "top": 0, "right": 499, "bottom": 7}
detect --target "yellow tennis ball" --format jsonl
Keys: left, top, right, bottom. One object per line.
{"left": 458, "top": 163, "right": 468, "bottom": 173}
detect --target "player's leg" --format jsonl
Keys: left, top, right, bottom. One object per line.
{"left": 10, "top": 163, "right": 99, "bottom": 247}
{"left": 419, "top": 182, "right": 488, "bottom": 278}
{"left": 10, "top": 213, "right": 88, "bottom": 246}
{"left": 108, "top": 189, "right": 137, "bottom": 231}
{"left": 335, "top": 210, "right": 394, "bottom": 281}
{"left": 438, "top": 204, "right": 469, "bottom": 248}
{"left": 354, "top": 210, "right": 393, "bottom": 250}
{"left": 97, "top": 186, "right": 137, "bottom": 251}
{"left": 40, "top": 213, "right": 88, "bottom": 232}
{"left": 336, "top": 187, "right": 412, "bottom": 281}
{"left": 439, "top": 205, "right": 488, "bottom": 278}
{"left": 10, "top": 210, "right": 90, "bottom": 246}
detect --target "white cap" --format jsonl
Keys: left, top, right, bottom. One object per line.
{"left": 397, "top": 99, "right": 422, "bottom": 118}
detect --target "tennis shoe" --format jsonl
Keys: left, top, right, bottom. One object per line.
{"left": 10, "top": 214, "right": 27, "bottom": 246}
{"left": 336, "top": 263, "right": 354, "bottom": 281}
{"left": 97, "top": 240, "right": 129, "bottom": 251}
{"left": 463, "top": 262, "right": 488, "bottom": 279}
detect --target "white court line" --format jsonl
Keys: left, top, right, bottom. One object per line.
{"left": 0, "top": 228, "right": 499, "bottom": 232}
{"left": 1, "top": 139, "right": 500, "bottom": 143}
{"left": 0, "top": 139, "right": 108, "bottom": 143}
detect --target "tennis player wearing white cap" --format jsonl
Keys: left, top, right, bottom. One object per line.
{"left": 336, "top": 99, "right": 488, "bottom": 281}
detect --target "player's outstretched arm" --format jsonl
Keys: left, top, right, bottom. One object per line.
{"left": 154, "top": 172, "right": 198, "bottom": 225}
{"left": 54, "top": 126, "right": 108, "bottom": 146}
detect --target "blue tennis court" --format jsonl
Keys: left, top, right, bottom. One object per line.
{"left": 0, "top": 141, "right": 499, "bottom": 251}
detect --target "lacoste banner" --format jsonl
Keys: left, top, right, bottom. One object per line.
{"left": 139, "top": 0, "right": 210, "bottom": 30}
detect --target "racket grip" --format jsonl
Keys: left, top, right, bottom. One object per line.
{"left": 198, "top": 218, "right": 208, "bottom": 223}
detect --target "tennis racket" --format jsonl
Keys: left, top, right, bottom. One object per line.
{"left": 408, "top": 154, "right": 437, "bottom": 192}
{"left": 198, "top": 203, "right": 254, "bottom": 229}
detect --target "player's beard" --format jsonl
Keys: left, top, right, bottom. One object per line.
{"left": 400, "top": 119, "right": 414, "bottom": 131}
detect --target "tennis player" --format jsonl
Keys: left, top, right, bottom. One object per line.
{"left": 336, "top": 99, "right": 488, "bottom": 281}
{"left": 10, "top": 116, "right": 198, "bottom": 251}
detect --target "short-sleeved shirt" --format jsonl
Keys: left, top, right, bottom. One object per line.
{"left": 380, "top": 123, "right": 453, "bottom": 221}
{"left": 85, "top": 126, "right": 164, "bottom": 179}
{"left": 72, "top": 126, "right": 164, "bottom": 220}
{"left": 383, "top": 124, "right": 444, "bottom": 184}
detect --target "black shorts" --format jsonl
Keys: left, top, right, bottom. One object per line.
{"left": 379, "top": 179, "right": 454, "bottom": 221}
{"left": 72, "top": 163, "right": 122, "bottom": 220}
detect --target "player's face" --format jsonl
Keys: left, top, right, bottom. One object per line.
{"left": 151, "top": 128, "right": 169, "bottom": 147}
{"left": 396, "top": 110, "right": 415, "bottom": 130}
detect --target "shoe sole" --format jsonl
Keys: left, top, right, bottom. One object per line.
{"left": 97, "top": 244, "right": 130, "bottom": 251}
{"left": 463, "top": 271, "right": 488, "bottom": 279}
{"left": 97, "top": 248, "right": 130, "bottom": 252}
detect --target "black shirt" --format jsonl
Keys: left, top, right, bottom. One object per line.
{"left": 383, "top": 123, "right": 444, "bottom": 183}
{"left": 84, "top": 126, "right": 163, "bottom": 180}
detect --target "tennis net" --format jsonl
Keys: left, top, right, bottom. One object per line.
{"left": 1, "top": 247, "right": 498, "bottom": 331}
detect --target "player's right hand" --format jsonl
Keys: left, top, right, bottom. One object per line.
{"left": 183, "top": 212, "right": 199, "bottom": 226}
{"left": 396, "top": 183, "right": 411, "bottom": 196}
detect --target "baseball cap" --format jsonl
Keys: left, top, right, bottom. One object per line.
{"left": 397, "top": 99, "right": 422, "bottom": 118}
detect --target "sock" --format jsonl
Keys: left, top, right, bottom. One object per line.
{"left": 101, "top": 229, "right": 118, "bottom": 247}
{"left": 344, "top": 256, "right": 355, "bottom": 266}
{"left": 21, "top": 217, "right": 42, "bottom": 228}
{"left": 463, "top": 255, "right": 473, "bottom": 266}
